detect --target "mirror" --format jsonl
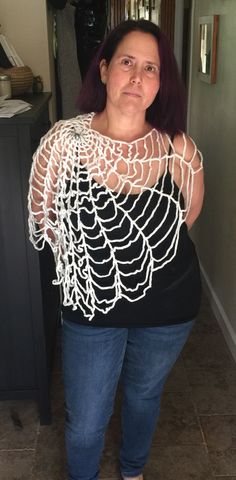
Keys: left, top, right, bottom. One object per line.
{"left": 198, "top": 15, "right": 219, "bottom": 84}
{"left": 125, "top": 0, "right": 161, "bottom": 25}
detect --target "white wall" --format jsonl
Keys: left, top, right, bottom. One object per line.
{"left": 0, "top": 0, "right": 56, "bottom": 121}
{"left": 188, "top": 0, "right": 236, "bottom": 360}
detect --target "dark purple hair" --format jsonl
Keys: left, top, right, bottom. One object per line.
{"left": 77, "top": 19, "right": 186, "bottom": 136}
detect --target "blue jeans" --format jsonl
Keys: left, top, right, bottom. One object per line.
{"left": 62, "top": 318, "right": 194, "bottom": 480}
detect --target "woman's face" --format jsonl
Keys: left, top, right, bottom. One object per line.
{"left": 100, "top": 31, "right": 161, "bottom": 116}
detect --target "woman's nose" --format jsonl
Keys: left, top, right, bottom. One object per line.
{"left": 130, "top": 67, "right": 142, "bottom": 84}
{"left": 130, "top": 77, "right": 141, "bottom": 84}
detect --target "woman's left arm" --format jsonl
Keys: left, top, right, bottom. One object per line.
{"left": 173, "top": 134, "right": 204, "bottom": 230}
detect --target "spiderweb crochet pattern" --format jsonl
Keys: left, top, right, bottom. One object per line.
{"left": 28, "top": 113, "right": 203, "bottom": 320}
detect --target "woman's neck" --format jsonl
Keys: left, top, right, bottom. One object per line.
{"left": 92, "top": 108, "right": 152, "bottom": 142}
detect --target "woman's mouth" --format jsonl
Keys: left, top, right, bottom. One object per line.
{"left": 123, "top": 91, "right": 141, "bottom": 97}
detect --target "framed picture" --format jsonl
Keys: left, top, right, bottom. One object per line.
{"left": 198, "top": 15, "right": 219, "bottom": 84}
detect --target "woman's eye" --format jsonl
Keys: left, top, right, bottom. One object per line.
{"left": 145, "top": 65, "right": 159, "bottom": 73}
{"left": 121, "top": 58, "right": 132, "bottom": 66}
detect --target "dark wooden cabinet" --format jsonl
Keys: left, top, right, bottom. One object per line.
{"left": 0, "top": 93, "right": 60, "bottom": 425}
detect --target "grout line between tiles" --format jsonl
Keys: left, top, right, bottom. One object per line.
{"left": 0, "top": 448, "right": 35, "bottom": 452}
{"left": 29, "top": 416, "right": 41, "bottom": 480}
{"left": 198, "top": 413, "right": 236, "bottom": 416}
{"left": 184, "top": 378, "right": 216, "bottom": 478}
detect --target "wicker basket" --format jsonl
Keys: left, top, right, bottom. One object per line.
{"left": 0, "top": 66, "right": 33, "bottom": 96}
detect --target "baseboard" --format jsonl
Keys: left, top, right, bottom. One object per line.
{"left": 200, "top": 263, "right": 236, "bottom": 363}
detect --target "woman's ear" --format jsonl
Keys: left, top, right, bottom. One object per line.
{"left": 99, "top": 59, "right": 108, "bottom": 84}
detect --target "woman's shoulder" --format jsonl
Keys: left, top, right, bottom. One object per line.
{"left": 38, "top": 112, "right": 94, "bottom": 149}
{"left": 157, "top": 130, "right": 198, "bottom": 159}
{"left": 33, "top": 113, "right": 93, "bottom": 160}
{"left": 157, "top": 130, "right": 203, "bottom": 173}
{"left": 164, "top": 132, "right": 202, "bottom": 173}
{"left": 51, "top": 112, "right": 94, "bottom": 134}
{"left": 171, "top": 132, "right": 200, "bottom": 162}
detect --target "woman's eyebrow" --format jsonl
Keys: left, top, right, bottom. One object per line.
{"left": 117, "top": 54, "right": 158, "bottom": 65}
{"left": 117, "top": 54, "right": 135, "bottom": 59}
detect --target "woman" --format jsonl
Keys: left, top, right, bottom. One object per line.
{"left": 28, "top": 19, "right": 204, "bottom": 480}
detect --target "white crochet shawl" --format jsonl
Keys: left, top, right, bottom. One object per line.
{"left": 28, "top": 113, "right": 203, "bottom": 320}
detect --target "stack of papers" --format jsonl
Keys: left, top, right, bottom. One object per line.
{"left": 0, "top": 97, "right": 32, "bottom": 118}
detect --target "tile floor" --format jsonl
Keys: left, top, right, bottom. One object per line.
{"left": 1, "top": 295, "right": 236, "bottom": 480}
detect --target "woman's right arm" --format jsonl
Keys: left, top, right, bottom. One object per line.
{"left": 28, "top": 121, "right": 63, "bottom": 250}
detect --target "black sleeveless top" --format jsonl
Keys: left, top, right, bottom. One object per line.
{"left": 62, "top": 156, "right": 202, "bottom": 327}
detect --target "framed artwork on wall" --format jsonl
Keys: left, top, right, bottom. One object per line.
{"left": 198, "top": 15, "right": 219, "bottom": 84}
